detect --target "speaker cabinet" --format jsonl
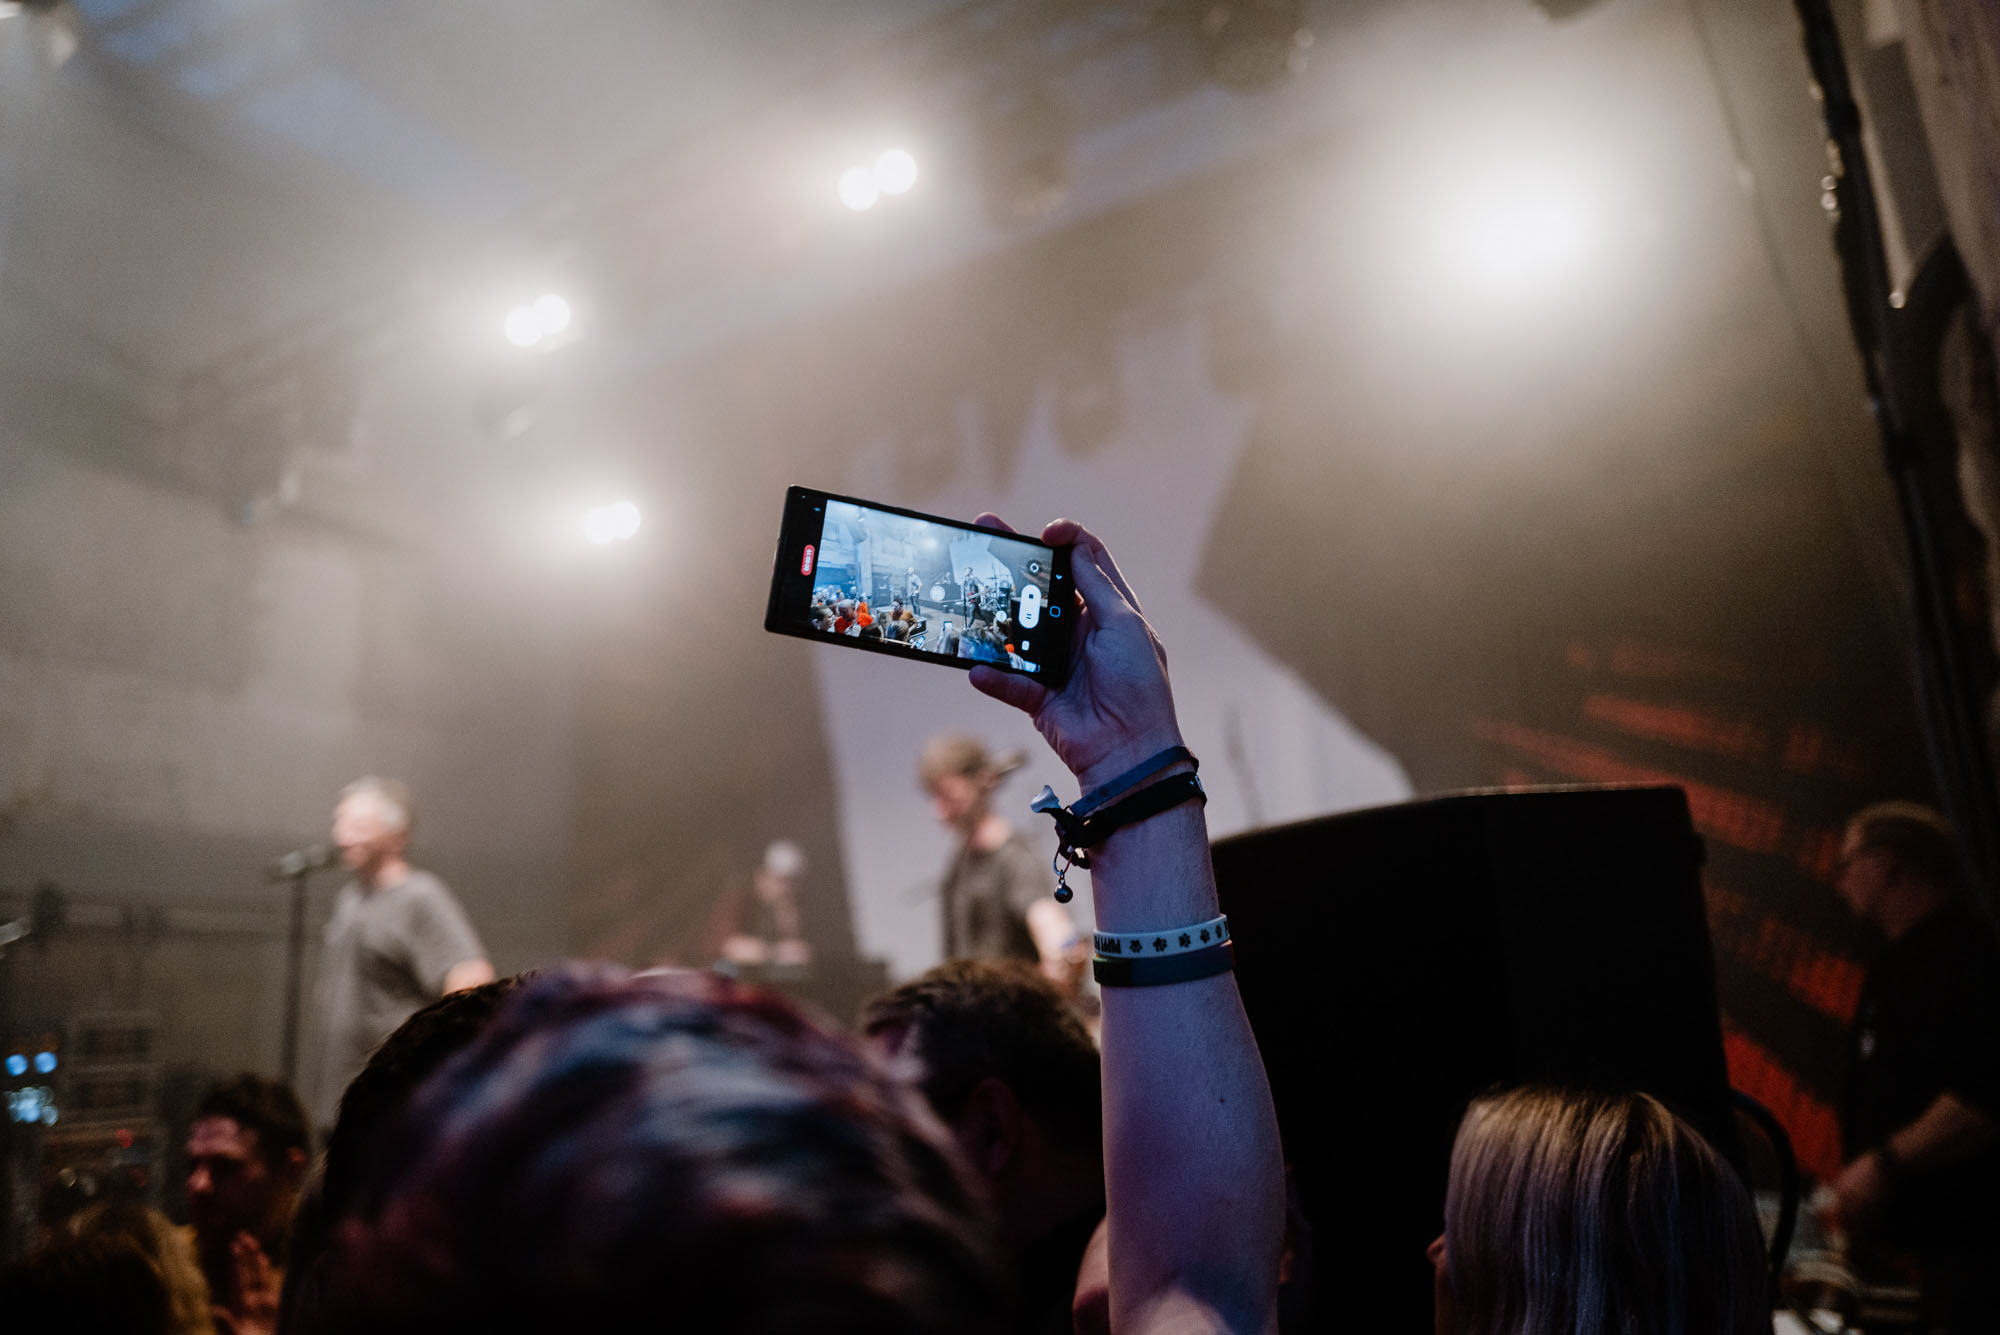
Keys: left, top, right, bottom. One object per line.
{"left": 1211, "top": 785, "right": 1734, "bottom": 1333}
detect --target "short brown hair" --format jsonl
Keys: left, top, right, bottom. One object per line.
{"left": 1442, "top": 1087, "right": 1767, "bottom": 1335}
{"left": 916, "top": 735, "right": 1021, "bottom": 791}
{"left": 1846, "top": 801, "right": 1962, "bottom": 893}
{"left": 861, "top": 959, "right": 1102, "bottom": 1157}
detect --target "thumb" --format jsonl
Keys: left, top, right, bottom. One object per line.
{"left": 969, "top": 664, "right": 1047, "bottom": 715}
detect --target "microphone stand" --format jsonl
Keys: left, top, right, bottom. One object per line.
{"left": 1791, "top": 0, "right": 2000, "bottom": 904}
{"left": 280, "top": 864, "right": 309, "bottom": 1086}
{"left": 273, "top": 859, "right": 335, "bottom": 1088}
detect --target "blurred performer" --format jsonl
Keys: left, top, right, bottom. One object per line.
{"left": 185, "top": 1073, "right": 309, "bottom": 1334}
{"left": 313, "top": 777, "right": 492, "bottom": 1128}
{"left": 719, "top": 839, "right": 813, "bottom": 967}
{"left": 921, "top": 735, "right": 1081, "bottom": 988}
{"left": 1825, "top": 801, "right": 2000, "bottom": 1331}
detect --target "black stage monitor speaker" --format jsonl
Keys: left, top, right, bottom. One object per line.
{"left": 1211, "top": 785, "right": 1735, "bottom": 1334}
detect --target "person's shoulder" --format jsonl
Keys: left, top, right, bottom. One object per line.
{"left": 1907, "top": 905, "right": 2000, "bottom": 960}
{"left": 392, "top": 868, "right": 460, "bottom": 905}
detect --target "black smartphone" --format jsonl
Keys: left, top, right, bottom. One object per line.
{"left": 765, "top": 486, "right": 1075, "bottom": 687}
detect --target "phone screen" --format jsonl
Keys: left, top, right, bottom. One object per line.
{"left": 765, "top": 487, "right": 1074, "bottom": 685}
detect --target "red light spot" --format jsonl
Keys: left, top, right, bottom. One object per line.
{"left": 800, "top": 544, "right": 815, "bottom": 576}
{"left": 117, "top": 1129, "right": 133, "bottom": 1147}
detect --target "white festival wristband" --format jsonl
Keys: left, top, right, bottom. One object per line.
{"left": 1092, "top": 914, "right": 1230, "bottom": 960}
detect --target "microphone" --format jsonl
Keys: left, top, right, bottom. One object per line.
{"left": 265, "top": 843, "right": 339, "bottom": 882}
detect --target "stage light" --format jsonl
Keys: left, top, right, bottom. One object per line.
{"left": 1381, "top": 124, "right": 1614, "bottom": 318}
{"left": 3, "top": 1054, "right": 23, "bottom": 1078}
{"left": 583, "top": 501, "right": 642, "bottom": 545}
{"left": 504, "top": 294, "right": 574, "bottom": 349}
{"left": 33, "top": 1052, "right": 55, "bottom": 1074}
{"left": 504, "top": 307, "right": 543, "bottom": 347}
{"left": 875, "top": 149, "right": 918, "bottom": 196}
{"left": 1461, "top": 199, "right": 1586, "bottom": 283}
{"left": 532, "top": 293, "right": 571, "bottom": 335}
{"left": 839, "top": 166, "right": 880, "bottom": 211}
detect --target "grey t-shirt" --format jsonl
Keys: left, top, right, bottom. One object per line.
{"left": 312, "top": 868, "right": 484, "bottom": 1124}
{"left": 941, "top": 828, "right": 1049, "bottom": 963}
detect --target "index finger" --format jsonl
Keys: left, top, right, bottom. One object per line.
{"left": 973, "top": 511, "right": 1017, "bottom": 534}
{"left": 1043, "top": 520, "right": 1144, "bottom": 616}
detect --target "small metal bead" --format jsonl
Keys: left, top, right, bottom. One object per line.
{"left": 1054, "top": 885, "right": 1073, "bottom": 904}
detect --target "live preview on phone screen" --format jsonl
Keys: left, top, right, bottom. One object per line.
{"left": 765, "top": 487, "right": 1074, "bottom": 685}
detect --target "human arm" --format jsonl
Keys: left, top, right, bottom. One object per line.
{"left": 443, "top": 957, "right": 496, "bottom": 993}
{"left": 970, "top": 516, "right": 1285, "bottom": 1335}
{"left": 1827, "top": 1091, "right": 2000, "bottom": 1235}
{"left": 402, "top": 875, "right": 493, "bottom": 998}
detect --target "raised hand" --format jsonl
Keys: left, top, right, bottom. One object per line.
{"left": 965, "top": 516, "right": 1186, "bottom": 791}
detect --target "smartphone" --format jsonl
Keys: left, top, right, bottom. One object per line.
{"left": 765, "top": 486, "right": 1075, "bottom": 687}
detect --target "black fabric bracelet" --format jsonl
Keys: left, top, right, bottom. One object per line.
{"left": 1093, "top": 940, "right": 1235, "bottom": 988}
{"left": 1073, "top": 773, "right": 1206, "bottom": 848}
{"left": 1031, "top": 749, "right": 1205, "bottom": 902}
{"left": 1072, "top": 745, "right": 1198, "bottom": 817}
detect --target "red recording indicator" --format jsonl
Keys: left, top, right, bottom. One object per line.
{"left": 801, "top": 544, "right": 816, "bottom": 576}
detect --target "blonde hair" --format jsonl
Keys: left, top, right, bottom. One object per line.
{"left": 1441, "top": 1087, "right": 1768, "bottom": 1335}
{"left": 69, "top": 1201, "right": 217, "bottom": 1335}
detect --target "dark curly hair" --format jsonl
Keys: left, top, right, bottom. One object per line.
{"left": 194, "top": 1072, "right": 310, "bottom": 1167}
{"left": 291, "top": 965, "right": 1010, "bottom": 1335}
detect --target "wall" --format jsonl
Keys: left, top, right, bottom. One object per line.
{"left": 0, "top": 432, "right": 577, "bottom": 1123}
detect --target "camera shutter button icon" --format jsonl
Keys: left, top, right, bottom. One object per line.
{"left": 1019, "top": 585, "right": 1042, "bottom": 628}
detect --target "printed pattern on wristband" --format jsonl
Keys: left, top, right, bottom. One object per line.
{"left": 1093, "top": 940, "right": 1235, "bottom": 988}
{"left": 1092, "top": 914, "right": 1229, "bottom": 959}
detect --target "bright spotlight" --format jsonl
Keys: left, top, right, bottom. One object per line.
{"left": 504, "top": 293, "right": 574, "bottom": 348}
{"left": 839, "top": 166, "right": 880, "bottom": 211}
{"left": 583, "top": 501, "right": 642, "bottom": 546}
{"left": 532, "top": 293, "right": 571, "bottom": 334}
{"left": 1463, "top": 202, "right": 1585, "bottom": 282}
{"left": 504, "top": 307, "right": 543, "bottom": 347}
{"left": 875, "top": 149, "right": 918, "bottom": 195}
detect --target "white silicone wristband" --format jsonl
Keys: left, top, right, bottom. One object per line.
{"left": 1092, "top": 914, "right": 1230, "bottom": 960}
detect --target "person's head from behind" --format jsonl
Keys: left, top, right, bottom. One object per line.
{"left": 1835, "top": 800, "right": 1962, "bottom": 932}
{"left": 66, "top": 1201, "right": 212, "bottom": 1335}
{"left": 297, "top": 964, "right": 1008, "bottom": 1335}
{"left": 186, "top": 1072, "right": 309, "bottom": 1251}
{"left": 292, "top": 975, "right": 527, "bottom": 1289}
{"left": 0, "top": 1230, "right": 172, "bottom": 1335}
{"left": 1432, "top": 1087, "right": 1766, "bottom": 1335}
{"left": 332, "top": 776, "right": 412, "bottom": 880}
{"left": 861, "top": 959, "right": 1103, "bottom": 1252}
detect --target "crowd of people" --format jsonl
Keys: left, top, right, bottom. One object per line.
{"left": 4, "top": 517, "right": 1997, "bottom": 1335}
{"left": 810, "top": 579, "right": 1038, "bottom": 667}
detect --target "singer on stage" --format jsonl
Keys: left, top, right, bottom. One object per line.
{"left": 311, "top": 776, "right": 493, "bottom": 1127}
